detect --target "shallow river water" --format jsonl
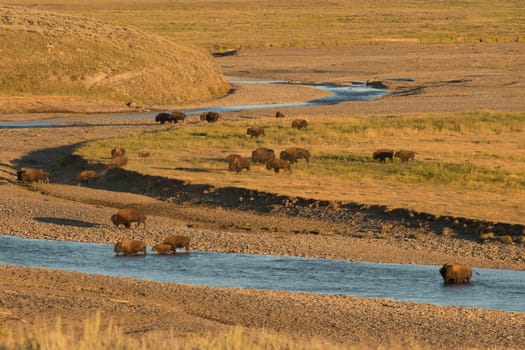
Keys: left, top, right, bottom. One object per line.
{"left": 1, "top": 235, "right": 523, "bottom": 313}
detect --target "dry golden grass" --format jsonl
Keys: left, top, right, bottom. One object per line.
{"left": 0, "top": 312, "right": 432, "bottom": 350}
{"left": 0, "top": 6, "right": 229, "bottom": 106}
{"left": 7, "top": 0, "right": 525, "bottom": 49}
{"left": 75, "top": 112, "right": 525, "bottom": 224}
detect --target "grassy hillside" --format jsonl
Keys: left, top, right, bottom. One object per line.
{"left": 6, "top": 0, "right": 525, "bottom": 49}
{"left": 0, "top": 6, "right": 230, "bottom": 108}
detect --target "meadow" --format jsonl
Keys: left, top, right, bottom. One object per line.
{"left": 75, "top": 111, "right": 525, "bottom": 224}
{"left": 6, "top": 0, "right": 525, "bottom": 49}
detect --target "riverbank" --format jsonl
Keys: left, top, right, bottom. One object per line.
{"left": 1, "top": 44, "right": 524, "bottom": 348}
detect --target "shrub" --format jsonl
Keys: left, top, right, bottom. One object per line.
{"left": 499, "top": 235, "right": 513, "bottom": 244}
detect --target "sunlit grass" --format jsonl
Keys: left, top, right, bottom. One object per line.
{"left": 6, "top": 0, "right": 525, "bottom": 49}
{"left": 75, "top": 111, "right": 525, "bottom": 193}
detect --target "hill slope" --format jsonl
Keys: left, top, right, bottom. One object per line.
{"left": 0, "top": 6, "right": 230, "bottom": 113}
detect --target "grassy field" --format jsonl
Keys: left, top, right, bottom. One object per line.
{"left": 74, "top": 112, "right": 525, "bottom": 223}
{"left": 6, "top": 0, "right": 525, "bottom": 49}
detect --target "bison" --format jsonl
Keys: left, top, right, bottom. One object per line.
{"left": 162, "top": 235, "right": 191, "bottom": 253}
{"left": 439, "top": 262, "right": 473, "bottom": 284}
{"left": 200, "top": 111, "right": 220, "bottom": 123}
{"left": 111, "top": 146, "right": 126, "bottom": 158}
{"left": 394, "top": 150, "right": 416, "bottom": 162}
{"left": 17, "top": 168, "right": 49, "bottom": 184}
{"left": 251, "top": 147, "right": 275, "bottom": 164}
{"left": 138, "top": 151, "right": 151, "bottom": 158}
{"left": 291, "top": 119, "right": 308, "bottom": 130}
{"left": 266, "top": 159, "right": 291, "bottom": 173}
{"left": 280, "top": 147, "right": 310, "bottom": 163}
{"left": 111, "top": 208, "right": 147, "bottom": 229}
{"left": 76, "top": 170, "right": 96, "bottom": 184}
{"left": 232, "top": 157, "right": 251, "bottom": 173}
{"left": 171, "top": 110, "right": 187, "bottom": 123}
{"left": 152, "top": 244, "right": 173, "bottom": 255}
{"left": 246, "top": 126, "right": 265, "bottom": 138}
{"left": 109, "top": 155, "right": 128, "bottom": 168}
{"left": 155, "top": 112, "right": 173, "bottom": 124}
{"left": 373, "top": 149, "right": 394, "bottom": 163}
{"left": 226, "top": 154, "right": 243, "bottom": 171}
{"left": 275, "top": 111, "right": 285, "bottom": 118}
{"left": 114, "top": 240, "right": 147, "bottom": 256}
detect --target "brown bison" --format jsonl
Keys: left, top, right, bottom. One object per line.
{"left": 231, "top": 157, "right": 251, "bottom": 173}
{"left": 200, "top": 111, "right": 220, "bottom": 123}
{"left": 251, "top": 147, "right": 275, "bottom": 164}
{"left": 373, "top": 149, "right": 395, "bottom": 162}
{"left": 246, "top": 126, "right": 265, "bottom": 138}
{"left": 439, "top": 262, "right": 473, "bottom": 284}
{"left": 17, "top": 168, "right": 49, "bottom": 184}
{"left": 266, "top": 159, "right": 291, "bottom": 173}
{"left": 171, "top": 110, "right": 187, "bottom": 123}
{"left": 162, "top": 235, "right": 191, "bottom": 253}
{"left": 291, "top": 119, "right": 308, "bottom": 130}
{"left": 152, "top": 244, "right": 173, "bottom": 255}
{"left": 114, "top": 240, "right": 147, "bottom": 256}
{"left": 394, "top": 150, "right": 416, "bottom": 162}
{"left": 138, "top": 151, "right": 151, "bottom": 158}
{"left": 76, "top": 170, "right": 96, "bottom": 184}
{"left": 111, "top": 146, "right": 126, "bottom": 158}
{"left": 111, "top": 208, "right": 147, "bottom": 229}
{"left": 155, "top": 112, "right": 172, "bottom": 124}
{"left": 226, "top": 154, "right": 243, "bottom": 171}
{"left": 280, "top": 147, "right": 310, "bottom": 163}
{"left": 275, "top": 111, "right": 285, "bottom": 118}
{"left": 109, "top": 155, "right": 128, "bottom": 168}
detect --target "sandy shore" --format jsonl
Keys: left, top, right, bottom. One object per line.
{"left": 1, "top": 43, "right": 525, "bottom": 348}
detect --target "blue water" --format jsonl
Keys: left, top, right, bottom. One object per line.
{"left": 0, "top": 78, "right": 390, "bottom": 128}
{"left": 0, "top": 235, "right": 523, "bottom": 312}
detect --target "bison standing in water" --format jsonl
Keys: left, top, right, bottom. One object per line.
{"left": 373, "top": 149, "right": 394, "bottom": 163}
{"left": 114, "top": 240, "right": 147, "bottom": 256}
{"left": 439, "top": 262, "right": 474, "bottom": 284}
{"left": 251, "top": 147, "right": 275, "bottom": 164}
{"left": 291, "top": 119, "right": 308, "bottom": 130}
{"left": 111, "top": 208, "right": 147, "bottom": 229}
{"left": 152, "top": 244, "right": 173, "bottom": 255}
{"left": 280, "top": 147, "right": 310, "bottom": 163}
{"left": 162, "top": 235, "right": 191, "bottom": 253}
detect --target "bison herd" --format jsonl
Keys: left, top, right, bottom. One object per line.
{"left": 373, "top": 149, "right": 416, "bottom": 163}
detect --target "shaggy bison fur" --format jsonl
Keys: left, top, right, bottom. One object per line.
{"left": 226, "top": 154, "right": 243, "bottom": 171}
{"left": 394, "top": 150, "right": 416, "bottom": 162}
{"left": 155, "top": 112, "right": 172, "bottom": 124}
{"left": 114, "top": 240, "right": 147, "bottom": 256}
{"left": 200, "top": 111, "right": 220, "bottom": 123}
{"left": 266, "top": 159, "right": 291, "bottom": 173}
{"left": 76, "top": 170, "right": 96, "bottom": 184}
{"left": 109, "top": 155, "right": 128, "bottom": 168}
{"left": 251, "top": 147, "right": 275, "bottom": 164}
{"left": 280, "top": 147, "right": 310, "bottom": 163}
{"left": 439, "top": 262, "right": 473, "bottom": 284}
{"left": 17, "top": 168, "right": 49, "bottom": 184}
{"left": 171, "top": 110, "right": 187, "bottom": 123}
{"left": 111, "top": 208, "right": 147, "bottom": 229}
{"left": 232, "top": 157, "right": 251, "bottom": 173}
{"left": 152, "top": 244, "right": 173, "bottom": 255}
{"left": 373, "top": 149, "right": 394, "bottom": 162}
{"left": 162, "top": 235, "right": 191, "bottom": 253}
{"left": 246, "top": 126, "right": 265, "bottom": 138}
{"left": 291, "top": 119, "right": 308, "bottom": 130}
